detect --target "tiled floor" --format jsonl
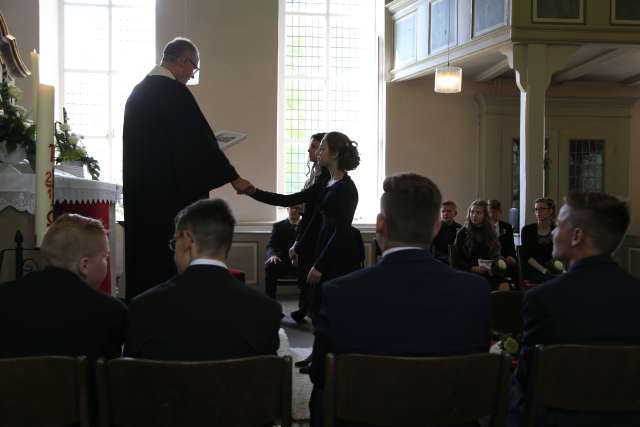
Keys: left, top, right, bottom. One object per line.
{"left": 279, "top": 296, "right": 314, "bottom": 348}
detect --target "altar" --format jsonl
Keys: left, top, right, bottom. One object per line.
{"left": 0, "top": 166, "right": 122, "bottom": 294}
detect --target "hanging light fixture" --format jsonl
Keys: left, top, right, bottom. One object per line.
{"left": 434, "top": 66, "right": 462, "bottom": 93}
{"left": 434, "top": 0, "right": 462, "bottom": 94}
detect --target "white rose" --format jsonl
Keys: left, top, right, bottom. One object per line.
{"left": 496, "top": 259, "right": 507, "bottom": 270}
{"left": 553, "top": 260, "right": 564, "bottom": 271}
{"left": 8, "top": 85, "right": 23, "bottom": 100}
{"left": 60, "top": 123, "right": 70, "bottom": 132}
{"left": 69, "top": 134, "right": 79, "bottom": 145}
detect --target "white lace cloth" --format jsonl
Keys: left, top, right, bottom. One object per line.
{"left": 0, "top": 167, "right": 122, "bottom": 214}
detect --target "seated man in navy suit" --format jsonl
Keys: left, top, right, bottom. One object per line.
{"left": 0, "top": 214, "right": 127, "bottom": 360}
{"left": 309, "top": 173, "right": 491, "bottom": 427}
{"left": 508, "top": 191, "right": 640, "bottom": 427}
{"left": 264, "top": 204, "right": 302, "bottom": 300}
{"left": 125, "top": 198, "right": 283, "bottom": 361}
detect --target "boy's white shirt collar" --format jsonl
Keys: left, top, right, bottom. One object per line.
{"left": 189, "top": 258, "right": 228, "bottom": 269}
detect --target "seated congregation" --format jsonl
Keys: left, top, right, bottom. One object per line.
{"left": 1, "top": 172, "right": 639, "bottom": 427}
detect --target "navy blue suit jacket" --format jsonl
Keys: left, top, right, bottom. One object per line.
{"left": 310, "top": 249, "right": 491, "bottom": 426}
{"left": 509, "top": 255, "right": 640, "bottom": 427}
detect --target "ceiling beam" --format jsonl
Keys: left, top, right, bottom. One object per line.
{"left": 553, "top": 49, "right": 626, "bottom": 83}
{"left": 474, "top": 58, "right": 510, "bottom": 82}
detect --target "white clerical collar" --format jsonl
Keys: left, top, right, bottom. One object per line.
{"left": 382, "top": 246, "right": 425, "bottom": 257}
{"left": 148, "top": 65, "right": 176, "bottom": 80}
{"left": 189, "top": 258, "right": 228, "bottom": 269}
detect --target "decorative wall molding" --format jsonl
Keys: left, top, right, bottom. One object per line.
{"left": 475, "top": 94, "right": 637, "bottom": 117}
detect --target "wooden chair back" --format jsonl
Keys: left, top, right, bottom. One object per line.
{"left": 97, "top": 355, "right": 292, "bottom": 427}
{"left": 0, "top": 356, "right": 89, "bottom": 427}
{"left": 324, "top": 352, "right": 512, "bottom": 427}
{"left": 526, "top": 344, "right": 640, "bottom": 427}
{"left": 490, "top": 290, "right": 524, "bottom": 336}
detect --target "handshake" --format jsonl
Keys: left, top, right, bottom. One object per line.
{"left": 231, "top": 177, "right": 257, "bottom": 195}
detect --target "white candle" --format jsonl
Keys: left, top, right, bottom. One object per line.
{"left": 30, "top": 50, "right": 39, "bottom": 122}
{"left": 35, "top": 83, "right": 55, "bottom": 247}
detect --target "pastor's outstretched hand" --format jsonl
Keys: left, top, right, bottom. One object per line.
{"left": 232, "top": 177, "right": 255, "bottom": 195}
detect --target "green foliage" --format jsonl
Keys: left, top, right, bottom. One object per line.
{"left": 0, "top": 80, "right": 36, "bottom": 160}
{"left": 55, "top": 108, "right": 100, "bottom": 180}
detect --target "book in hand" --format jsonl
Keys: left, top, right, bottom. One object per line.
{"left": 215, "top": 130, "right": 247, "bottom": 151}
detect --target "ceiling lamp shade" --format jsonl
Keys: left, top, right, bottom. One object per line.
{"left": 434, "top": 66, "right": 462, "bottom": 94}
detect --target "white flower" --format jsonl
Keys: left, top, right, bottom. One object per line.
{"left": 0, "top": 109, "right": 4, "bottom": 116}
{"left": 7, "top": 85, "right": 22, "bottom": 100}
{"left": 496, "top": 259, "right": 507, "bottom": 270}
{"left": 14, "top": 105, "right": 26, "bottom": 115}
{"left": 69, "top": 134, "right": 79, "bottom": 145}
{"left": 553, "top": 260, "right": 564, "bottom": 271}
{"left": 60, "top": 123, "right": 70, "bottom": 132}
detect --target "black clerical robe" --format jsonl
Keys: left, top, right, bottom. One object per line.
{"left": 123, "top": 73, "right": 239, "bottom": 299}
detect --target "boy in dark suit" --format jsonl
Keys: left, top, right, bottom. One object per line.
{"left": 310, "top": 173, "right": 490, "bottom": 427}
{"left": 0, "top": 214, "right": 127, "bottom": 360}
{"left": 508, "top": 192, "right": 640, "bottom": 427}
{"left": 125, "top": 198, "right": 283, "bottom": 361}
{"left": 264, "top": 204, "right": 302, "bottom": 300}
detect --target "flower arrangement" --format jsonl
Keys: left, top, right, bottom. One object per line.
{"left": 55, "top": 108, "right": 100, "bottom": 180}
{"left": 0, "top": 80, "right": 36, "bottom": 163}
{"left": 490, "top": 334, "right": 521, "bottom": 356}
{"left": 545, "top": 259, "right": 565, "bottom": 276}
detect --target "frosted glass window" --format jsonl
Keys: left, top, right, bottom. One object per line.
{"left": 569, "top": 140, "right": 604, "bottom": 192}
{"left": 62, "top": 0, "right": 155, "bottom": 184}
{"left": 280, "top": 0, "right": 381, "bottom": 222}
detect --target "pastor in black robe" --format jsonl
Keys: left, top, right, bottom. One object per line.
{"left": 123, "top": 68, "right": 239, "bottom": 299}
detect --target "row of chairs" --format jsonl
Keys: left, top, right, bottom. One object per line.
{"left": 3, "top": 344, "right": 639, "bottom": 427}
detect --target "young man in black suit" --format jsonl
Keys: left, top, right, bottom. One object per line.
{"left": 125, "top": 198, "right": 283, "bottom": 361}
{"left": 0, "top": 214, "right": 127, "bottom": 360}
{"left": 309, "top": 173, "right": 490, "bottom": 427}
{"left": 487, "top": 199, "right": 517, "bottom": 264}
{"left": 430, "top": 199, "right": 462, "bottom": 264}
{"left": 508, "top": 192, "right": 640, "bottom": 427}
{"left": 264, "top": 204, "right": 302, "bottom": 300}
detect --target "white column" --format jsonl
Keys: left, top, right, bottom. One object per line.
{"left": 507, "top": 44, "right": 576, "bottom": 228}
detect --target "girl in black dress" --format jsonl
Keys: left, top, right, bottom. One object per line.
{"left": 250, "top": 131, "right": 362, "bottom": 306}
{"left": 289, "top": 133, "right": 328, "bottom": 323}
{"left": 453, "top": 199, "right": 507, "bottom": 290}
{"left": 520, "top": 197, "right": 556, "bottom": 284}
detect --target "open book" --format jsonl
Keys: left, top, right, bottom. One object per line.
{"left": 215, "top": 130, "right": 247, "bottom": 151}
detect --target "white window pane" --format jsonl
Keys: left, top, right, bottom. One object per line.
{"left": 64, "top": 72, "right": 109, "bottom": 137}
{"left": 112, "top": 5, "right": 155, "bottom": 72}
{"left": 64, "top": 5, "right": 109, "bottom": 71}
{"left": 286, "top": 0, "right": 326, "bottom": 14}
{"left": 329, "top": 0, "right": 369, "bottom": 16}
{"left": 284, "top": 79, "right": 326, "bottom": 140}
{"left": 82, "top": 137, "right": 111, "bottom": 181}
{"left": 112, "top": 72, "right": 144, "bottom": 137}
{"left": 112, "top": 0, "right": 154, "bottom": 6}
{"left": 110, "top": 136, "right": 123, "bottom": 184}
{"left": 285, "top": 14, "right": 326, "bottom": 77}
{"left": 64, "top": 0, "right": 108, "bottom": 4}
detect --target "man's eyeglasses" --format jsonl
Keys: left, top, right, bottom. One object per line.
{"left": 186, "top": 58, "right": 200, "bottom": 77}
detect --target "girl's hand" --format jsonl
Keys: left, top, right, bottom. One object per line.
{"left": 307, "top": 267, "right": 323, "bottom": 286}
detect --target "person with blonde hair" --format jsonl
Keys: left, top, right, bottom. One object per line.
{"left": 0, "top": 214, "right": 127, "bottom": 360}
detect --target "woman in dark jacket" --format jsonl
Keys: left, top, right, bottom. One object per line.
{"left": 520, "top": 197, "right": 556, "bottom": 284}
{"left": 453, "top": 199, "right": 506, "bottom": 290}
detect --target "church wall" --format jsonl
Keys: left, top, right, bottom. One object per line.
{"left": 156, "top": 0, "right": 279, "bottom": 223}
{"left": 2, "top": 0, "right": 639, "bottom": 238}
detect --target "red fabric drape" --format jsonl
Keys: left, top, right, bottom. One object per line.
{"left": 56, "top": 201, "right": 112, "bottom": 294}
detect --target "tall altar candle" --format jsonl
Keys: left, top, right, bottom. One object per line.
{"left": 35, "top": 83, "right": 55, "bottom": 247}
{"left": 30, "top": 50, "right": 39, "bottom": 122}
